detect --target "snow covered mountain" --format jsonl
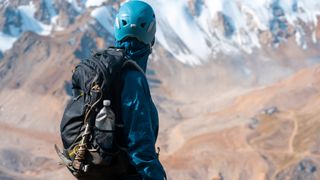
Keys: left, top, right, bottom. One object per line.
{"left": 0, "top": 0, "right": 319, "bottom": 64}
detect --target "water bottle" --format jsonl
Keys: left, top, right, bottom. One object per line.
{"left": 95, "top": 100, "right": 115, "bottom": 131}
{"left": 95, "top": 100, "right": 115, "bottom": 150}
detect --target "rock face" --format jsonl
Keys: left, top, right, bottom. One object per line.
{"left": 276, "top": 159, "right": 319, "bottom": 180}
{"left": 0, "top": 0, "right": 320, "bottom": 180}
{"left": 261, "top": 106, "right": 279, "bottom": 115}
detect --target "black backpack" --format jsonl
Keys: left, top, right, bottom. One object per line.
{"left": 55, "top": 47, "right": 143, "bottom": 179}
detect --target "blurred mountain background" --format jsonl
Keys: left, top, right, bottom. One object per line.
{"left": 0, "top": 0, "right": 320, "bottom": 179}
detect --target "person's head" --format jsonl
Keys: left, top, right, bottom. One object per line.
{"left": 114, "top": 0, "right": 156, "bottom": 47}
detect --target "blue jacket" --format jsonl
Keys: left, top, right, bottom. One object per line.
{"left": 117, "top": 39, "right": 166, "bottom": 179}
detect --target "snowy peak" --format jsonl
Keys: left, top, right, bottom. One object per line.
{"left": 0, "top": 0, "right": 319, "bottom": 65}
{"left": 147, "top": 0, "right": 320, "bottom": 64}
{"left": 0, "top": 0, "right": 117, "bottom": 52}
{"left": 2, "top": 1, "right": 57, "bottom": 36}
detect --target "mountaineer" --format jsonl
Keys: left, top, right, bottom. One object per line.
{"left": 57, "top": 1, "right": 166, "bottom": 179}
{"left": 113, "top": 0, "right": 166, "bottom": 179}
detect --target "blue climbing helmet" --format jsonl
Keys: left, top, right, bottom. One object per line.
{"left": 114, "top": 0, "right": 156, "bottom": 45}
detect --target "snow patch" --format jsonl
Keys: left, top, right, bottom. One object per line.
{"left": 312, "top": 31, "right": 317, "bottom": 43}
{"left": 43, "top": 0, "right": 58, "bottom": 24}
{"left": 295, "top": 27, "right": 307, "bottom": 49}
{"left": 86, "top": 0, "right": 106, "bottom": 8}
{"left": 51, "top": 16, "right": 65, "bottom": 31}
{"left": 18, "top": 2, "right": 52, "bottom": 35}
{"left": 0, "top": 0, "right": 9, "bottom": 8}
{"left": 67, "top": 0, "right": 84, "bottom": 12}
{"left": 145, "top": 0, "right": 210, "bottom": 65}
{"left": 8, "top": 25, "right": 20, "bottom": 37}
{"left": 90, "top": 6, "right": 114, "bottom": 34}
{"left": 0, "top": 32, "right": 17, "bottom": 51}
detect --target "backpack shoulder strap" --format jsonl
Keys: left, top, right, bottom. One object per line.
{"left": 100, "top": 47, "right": 145, "bottom": 76}
{"left": 121, "top": 60, "right": 145, "bottom": 75}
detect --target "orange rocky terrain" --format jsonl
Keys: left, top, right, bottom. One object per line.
{"left": 161, "top": 65, "right": 320, "bottom": 180}
{"left": 1, "top": 37, "right": 320, "bottom": 179}
{"left": 0, "top": 48, "right": 320, "bottom": 180}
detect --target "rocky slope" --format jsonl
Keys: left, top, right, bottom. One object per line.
{"left": 161, "top": 65, "right": 320, "bottom": 179}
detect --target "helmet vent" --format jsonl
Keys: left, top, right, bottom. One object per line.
{"left": 141, "top": 23, "right": 146, "bottom": 28}
{"left": 122, "top": 20, "right": 128, "bottom": 26}
{"left": 147, "top": 21, "right": 155, "bottom": 32}
{"left": 115, "top": 17, "right": 120, "bottom": 29}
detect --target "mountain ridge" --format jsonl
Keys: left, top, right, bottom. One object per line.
{"left": 0, "top": 0, "right": 320, "bottom": 64}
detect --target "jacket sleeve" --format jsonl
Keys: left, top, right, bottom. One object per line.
{"left": 121, "top": 70, "right": 165, "bottom": 180}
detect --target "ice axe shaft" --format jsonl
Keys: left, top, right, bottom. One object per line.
{"left": 73, "top": 123, "right": 91, "bottom": 171}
